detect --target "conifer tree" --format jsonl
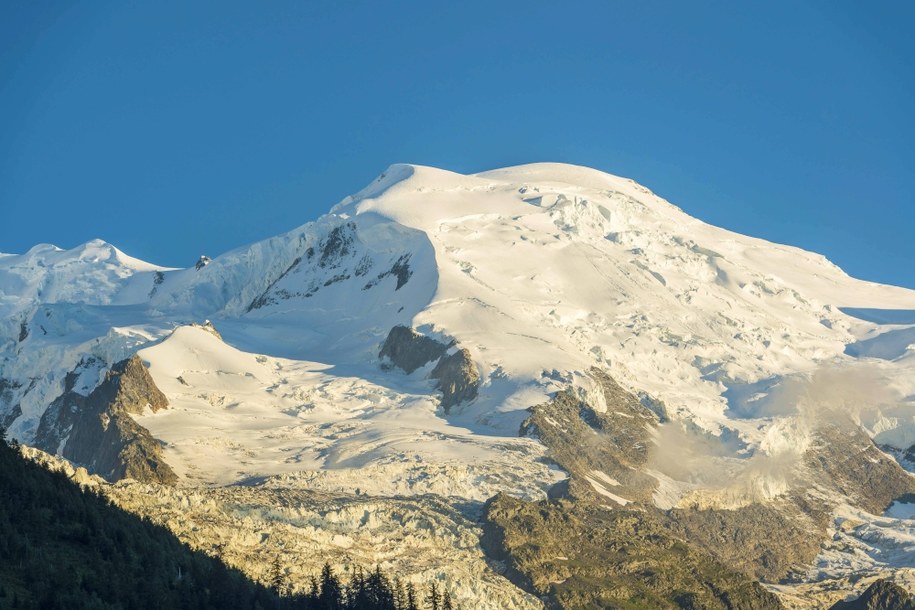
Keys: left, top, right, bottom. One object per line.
{"left": 426, "top": 581, "right": 442, "bottom": 610}
{"left": 270, "top": 554, "right": 288, "bottom": 597}
{"left": 406, "top": 582, "right": 419, "bottom": 610}
{"left": 393, "top": 578, "right": 408, "bottom": 610}
{"left": 318, "top": 563, "right": 343, "bottom": 610}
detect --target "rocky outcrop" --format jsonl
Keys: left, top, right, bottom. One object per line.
{"left": 247, "top": 222, "right": 416, "bottom": 312}
{"left": 380, "top": 326, "right": 480, "bottom": 411}
{"left": 665, "top": 499, "right": 828, "bottom": 582}
{"left": 830, "top": 580, "right": 915, "bottom": 610}
{"left": 481, "top": 493, "right": 783, "bottom": 610}
{"left": 35, "top": 355, "right": 176, "bottom": 484}
{"left": 520, "top": 368, "right": 659, "bottom": 504}
{"left": 431, "top": 347, "right": 480, "bottom": 410}
{"left": 806, "top": 420, "right": 915, "bottom": 515}
{"left": 380, "top": 326, "right": 449, "bottom": 374}
{"left": 0, "top": 378, "right": 23, "bottom": 428}
{"left": 192, "top": 319, "right": 223, "bottom": 340}
{"left": 362, "top": 253, "right": 413, "bottom": 291}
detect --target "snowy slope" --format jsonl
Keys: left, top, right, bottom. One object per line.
{"left": 3, "top": 162, "right": 915, "bottom": 500}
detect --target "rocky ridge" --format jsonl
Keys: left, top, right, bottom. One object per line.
{"left": 34, "top": 355, "right": 176, "bottom": 484}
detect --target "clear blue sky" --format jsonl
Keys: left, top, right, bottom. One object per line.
{"left": 2, "top": 1, "right": 913, "bottom": 288}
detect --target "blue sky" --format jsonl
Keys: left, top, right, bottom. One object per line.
{"left": 2, "top": 1, "right": 913, "bottom": 288}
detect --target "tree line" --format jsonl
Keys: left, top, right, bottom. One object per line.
{"left": 270, "top": 561, "right": 456, "bottom": 610}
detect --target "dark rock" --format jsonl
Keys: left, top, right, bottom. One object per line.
{"left": 323, "top": 273, "right": 350, "bottom": 287}
{"left": 520, "top": 368, "right": 659, "bottom": 504}
{"left": 379, "top": 326, "right": 480, "bottom": 411}
{"left": 195, "top": 255, "right": 211, "bottom": 270}
{"left": 247, "top": 256, "right": 303, "bottom": 312}
{"left": 830, "top": 579, "right": 915, "bottom": 610}
{"left": 665, "top": 499, "right": 828, "bottom": 582}
{"left": 18, "top": 322, "right": 28, "bottom": 343}
{"left": 0, "top": 378, "right": 23, "bottom": 429}
{"left": 35, "top": 355, "right": 176, "bottom": 484}
{"left": 806, "top": 420, "right": 915, "bottom": 515}
{"left": 481, "top": 493, "right": 783, "bottom": 610}
{"left": 148, "top": 271, "right": 165, "bottom": 298}
{"left": 389, "top": 254, "right": 412, "bottom": 290}
{"left": 319, "top": 223, "right": 355, "bottom": 268}
{"left": 431, "top": 347, "right": 479, "bottom": 412}
{"left": 363, "top": 254, "right": 413, "bottom": 291}
{"left": 658, "top": 416, "right": 914, "bottom": 584}
{"left": 354, "top": 255, "right": 373, "bottom": 277}
{"left": 638, "top": 391, "right": 670, "bottom": 422}
{"left": 379, "top": 326, "right": 449, "bottom": 374}
{"left": 193, "top": 319, "right": 223, "bottom": 340}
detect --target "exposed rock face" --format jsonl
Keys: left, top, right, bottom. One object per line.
{"left": 665, "top": 499, "right": 829, "bottom": 582}
{"left": 380, "top": 326, "right": 449, "bottom": 374}
{"left": 192, "top": 319, "right": 223, "bottom": 340}
{"left": 518, "top": 369, "right": 840, "bottom": 585}
{"left": 0, "top": 378, "right": 23, "bottom": 428}
{"left": 319, "top": 223, "right": 355, "bottom": 267}
{"left": 90, "top": 355, "right": 168, "bottom": 416}
{"left": 363, "top": 253, "right": 412, "bottom": 291}
{"left": 830, "top": 579, "right": 915, "bottom": 610}
{"left": 520, "top": 368, "right": 659, "bottom": 504}
{"left": 805, "top": 420, "right": 915, "bottom": 515}
{"left": 380, "top": 326, "right": 480, "bottom": 411}
{"left": 431, "top": 348, "right": 480, "bottom": 411}
{"left": 666, "top": 418, "right": 915, "bottom": 584}
{"left": 482, "top": 493, "right": 783, "bottom": 610}
{"left": 35, "top": 355, "right": 176, "bottom": 484}
{"left": 247, "top": 255, "right": 304, "bottom": 312}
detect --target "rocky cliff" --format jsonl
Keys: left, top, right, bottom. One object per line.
{"left": 35, "top": 355, "right": 176, "bottom": 484}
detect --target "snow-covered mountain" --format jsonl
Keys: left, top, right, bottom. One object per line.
{"left": 4, "top": 162, "right": 915, "bottom": 608}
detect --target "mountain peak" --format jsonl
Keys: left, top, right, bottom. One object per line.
{"left": 475, "top": 162, "right": 634, "bottom": 190}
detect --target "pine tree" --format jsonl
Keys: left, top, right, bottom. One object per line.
{"left": 318, "top": 563, "right": 343, "bottom": 610}
{"left": 426, "top": 581, "right": 442, "bottom": 610}
{"left": 406, "top": 582, "right": 419, "bottom": 610}
{"left": 367, "top": 566, "right": 395, "bottom": 609}
{"left": 269, "top": 555, "right": 287, "bottom": 597}
{"left": 442, "top": 589, "right": 454, "bottom": 610}
{"left": 393, "top": 578, "right": 408, "bottom": 610}
{"left": 347, "top": 566, "right": 368, "bottom": 609}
